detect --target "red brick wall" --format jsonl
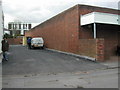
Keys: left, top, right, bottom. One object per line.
{"left": 97, "top": 24, "right": 118, "bottom": 60}
{"left": 8, "top": 38, "right": 23, "bottom": 45}
{"left": 79, "top": 5, "right": 119, "bottom": 16}
{"left": 78, "top": 39, "right": 104, "bottom": 61}
{"left": 96, "top": 39, "right": 104, "bottom": 61}
{"left": 26, "top": 5, "right": 80, "bottom": 53}
{"left": 79, "top": 5, "right": 119, "bottom": 39}
{"left": 78, "top": 5, "right": 119, "bottom": 61}
{"left": 25, "top": 4, "right": 119, "bottom": 61}
{"left": 79, "top": 24, "right": 118, "bottom": 60}
{"left": 78, "top": 39, "right": 97, "bottom": 58}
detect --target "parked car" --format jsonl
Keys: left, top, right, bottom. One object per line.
{"left": 31, "top": 37, "right": 44, "bottom": 49}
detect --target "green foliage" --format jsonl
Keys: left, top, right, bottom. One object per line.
{"left": 4, "top": 33, "right": 13, "bottom": 38}
{"left": 4, "top": 33, "right": 22, "bottom": 38}
{"left": 13, "top": 34, "right": 21, "bottom": 38}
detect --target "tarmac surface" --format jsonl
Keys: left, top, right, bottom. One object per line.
{"left": 2, "top": 45, "right": 107, "bottom": 75}
{"left": 2, "top": 45, "right": 119, "bottom": 88}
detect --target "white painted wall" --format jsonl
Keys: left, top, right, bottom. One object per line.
{"left": 0, "top": 1, "right": 3, "bottom": 53}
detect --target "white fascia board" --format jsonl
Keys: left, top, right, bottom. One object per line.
{"left": 81, "top": 12, "right": 120, "bottom": 26}
{"left": 81, "top": 13, "right": 95, "bottom": 26}
{"left": 94, "top": 12, "right": 119, "bottom": 25}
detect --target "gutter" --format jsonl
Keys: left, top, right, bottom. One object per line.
{"left": 46, "top": 48, "right": 96, "bottom": 62}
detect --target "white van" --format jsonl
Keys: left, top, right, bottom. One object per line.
{"left": 31, "top": 37, "right": 44, "bottom": 49}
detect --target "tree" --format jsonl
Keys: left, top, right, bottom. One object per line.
{"left": 4, "top": 33, "right": 13, "bottom": 38}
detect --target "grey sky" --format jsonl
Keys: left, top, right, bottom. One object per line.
{"left": 2, "top": 0, "right": 120, "bottom": 28}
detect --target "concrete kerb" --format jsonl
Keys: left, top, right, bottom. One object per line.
{"left": 46, "top": 48, "right": 96, "bottom": 62}
{"left": 46, "top": 48, "right": 119, "bottom": 69}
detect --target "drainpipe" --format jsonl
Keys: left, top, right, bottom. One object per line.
{"left": 93, "top": 23, "right": 96, "bottom": 39}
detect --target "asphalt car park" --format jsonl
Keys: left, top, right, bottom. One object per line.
{"left": 2, "top": 45, "right": 107, "bottom": 75}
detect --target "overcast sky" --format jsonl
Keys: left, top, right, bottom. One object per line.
{"left": 2, "top": 0, "right": 120, "bottom": 28}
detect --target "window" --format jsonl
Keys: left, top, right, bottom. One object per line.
{"left": 23, "top": 24, "right": 25, "bottom": 29}
{"left": 13, "top": 24, "right": 15, "bottom": 29}
{"left": 26, "top": 24, "right": 27, "bottom": 29}
{"left": 19, "top": 24, "right": 21, "bottom": 29}
{"left": 28, "top": 24, "right": 31, "bottom": 29}
{"left": 15, "top": 24, "right": 17, "bottom": 29}
{"left": 8, "top": 24, "right": 12, "bottom": 29}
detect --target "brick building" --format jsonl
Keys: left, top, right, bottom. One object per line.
{"left": 25, "top": 4, "right": 120, "bottom": 61}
